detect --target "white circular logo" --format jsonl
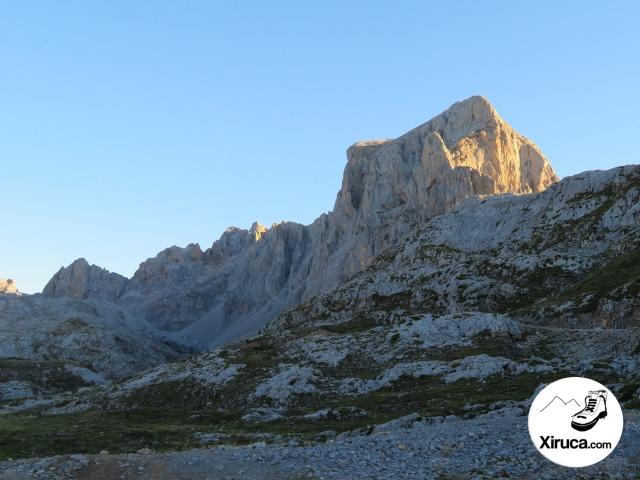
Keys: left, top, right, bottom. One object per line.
{"left": 528, "top": 377, "right": 623, "bottom": 468}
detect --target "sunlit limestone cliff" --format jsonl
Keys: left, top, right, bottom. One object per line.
{"left": 0, "top": 279, "right": 19, "bottom": 296}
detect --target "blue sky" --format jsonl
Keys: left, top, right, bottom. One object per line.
{"left": 2, "top": 1, "right": 639, "bottom": 293}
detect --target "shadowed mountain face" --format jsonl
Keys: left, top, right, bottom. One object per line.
{"left": 0, "top": 294, "right": 189, "bottom": 380}
{"left": 42, "top": 96, "right": 558, "bottom": 347}
{"left": 42, "top": 259, "right": 126, "bottom": 302}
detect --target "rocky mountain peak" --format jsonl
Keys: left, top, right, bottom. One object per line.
{"left": 42, "top": 258, "right": 127, "bottom": 302}
{"left": 125, "top": 244, "right": 204, "bottom": 292}
{"left": 249, "top": 222, "right": 268, "bottom": 242}
{"left": 327, "top": 96, "right": 557, "bottom": 291}
{"left": 337, "top": 96, "right": 555, "bottom": 218}
{"left": 206, "top": 222, "right": 269, "bottom": 264}
{"left": 416, "top": 95, "right": 500, "bottom": 147}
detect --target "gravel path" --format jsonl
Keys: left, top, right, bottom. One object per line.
{"left": 2, "top": 409, "right": 639, "bottom": 479}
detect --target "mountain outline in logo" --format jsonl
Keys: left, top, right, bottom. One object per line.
{"left": 540, "top": 396, "right": 581, "bottom": 413}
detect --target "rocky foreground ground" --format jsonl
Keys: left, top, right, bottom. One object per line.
{"left": 1, "top": 407, "right": 639, "bottom": 479}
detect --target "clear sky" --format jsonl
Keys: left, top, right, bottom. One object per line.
{"left": 2, "top": 1, "right": 639, "bottom": 293}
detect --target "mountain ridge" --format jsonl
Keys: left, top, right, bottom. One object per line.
{"left": 42, "top": 96, "right": 558, "bottom": 346}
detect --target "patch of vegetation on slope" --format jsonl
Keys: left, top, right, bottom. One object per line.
{"left": 549, "top": 247, "right": 640, "bottom": 311}
{"left": 117, "top": 337, "right": 281, "bottom": 412}
{"left": 0, "top": 371, "right": 564, "bottom": 461}
{"left": 0, "top": 358, "right": 94, "bottom": 395}
{"left": 507, "top": 247, "right": 640, "bottom": 319}
{"left": 0, "top": 408, "right": 243, "bottom": 461}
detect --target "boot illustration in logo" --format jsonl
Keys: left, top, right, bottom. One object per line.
{"left": 571, "top": 390, "right": 608, "bottom": 432}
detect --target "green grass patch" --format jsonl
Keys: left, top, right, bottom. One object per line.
{"left": 618, "top": 378, "right": 640, "bottom": 403}
{"left": 370, "top": 290, "right": 412, "bottom": 310}
{"left": 321, "top": 315, "right": 379, "bottom": 334}
{"left": 545, "top": 247, "right": 640, "bottom": 314}
{"left": 500, "top": 247, "right": 640, "bottom": 317}
{"left": 0, "top": 358, "right": 91, "bottom": 394}
{"left": 234, "top": 337, "right": 280, "bottom": 370}
{"left": 424, "top": 334, "right": 526, "bottom": 362}
{"left": 0, "top": 371, "right": 568, "bottom": 460}
{"left": 0, "top": 408, "right": 242, "bottom": 461}
{"left": 239, "top": 372, "right": 567, "bottom": 439}
{"left": 120, "top": 380, "right": 213, "bottom": 410}
{"left": 330, "top": 371, "right": 565, "bottom": 420}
